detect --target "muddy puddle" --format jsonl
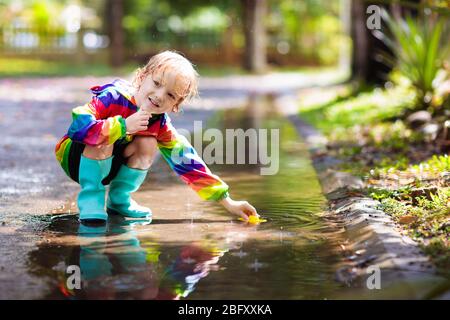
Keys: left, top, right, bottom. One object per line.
{"left": 16, "top": 96, "right": 442, "bottom": 299}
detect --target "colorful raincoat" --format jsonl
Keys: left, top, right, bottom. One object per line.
{"left": 55, "top": 79, "right": 229, "bottom": 201}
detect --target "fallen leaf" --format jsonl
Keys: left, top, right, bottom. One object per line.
{"left": 398, "top": 215, "right": 418, "bottom": 225}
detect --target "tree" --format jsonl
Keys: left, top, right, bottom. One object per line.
{"left": 106, "top": 0, "right": 125, "bottom": 67}
{"left": 241, "top": 0, "right": 267, "bottom": 73}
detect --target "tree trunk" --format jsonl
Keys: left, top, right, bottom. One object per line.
{"left": 221, "top": 17, "right": 237, "bottom": 65}
{"left": 108, "top": 0, "right": 125, "bottom": 67}
{"left": 241, "top": 0, "right": 267, "bottom": 73}
{"left": 339, "top": 0, "right": 352, "bottom": 73}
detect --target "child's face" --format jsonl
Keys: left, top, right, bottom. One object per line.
{"left": 134, "top": 69, "right": 187, "bottom": 114}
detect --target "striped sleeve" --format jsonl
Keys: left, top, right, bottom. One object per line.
{"left": 156, "top": 116, "right": 229, "bottom": 201}
{"left": 67, "top": 95, "right": 126, "bottom": 146}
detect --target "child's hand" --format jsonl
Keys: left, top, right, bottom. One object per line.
{"left": 125, "top": 110, "right": 151, "bottom": 134}
{"left": 219, "top": 197, "right": 259, "bottom": 221}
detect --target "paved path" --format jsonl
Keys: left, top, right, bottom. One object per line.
{"left": 0, "top": 70, "right": 345, "bottom": 203}
{"left": 0, "top": 70, "right": 343, "bottom": 298}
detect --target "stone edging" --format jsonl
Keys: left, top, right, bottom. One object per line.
{"left": 285, "top": 112, "right": 449, "bottom": 299}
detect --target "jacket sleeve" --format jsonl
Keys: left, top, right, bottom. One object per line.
{"left": 156, "top": 116, "right": 229, "bottom": 201}
{"left": 67, "top": 95, "right": 127, "bottom": 146}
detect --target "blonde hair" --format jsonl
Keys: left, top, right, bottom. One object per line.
{"left": 133, "top": 50, "right": 199, "bottom": 108}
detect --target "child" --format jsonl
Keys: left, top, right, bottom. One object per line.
{"left": 55, "top": 50, "right": 258, "bottom": 223}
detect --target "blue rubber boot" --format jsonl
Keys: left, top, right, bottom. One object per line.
{"left": 78, "top": 155, "right": 113, "bottom": 223}
{"left": 107, "top": 164, "right": 152, "bottom": 218}
{"left": 78, "top": 224, "right": 112, "bottom": 282}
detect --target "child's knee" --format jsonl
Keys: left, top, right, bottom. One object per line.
{"left": 82, "top": 144, "right": 114, "bottom": 160}
{"left": 134, "top": 136, "right": 158, "bottom": 158}
{"left": 125, "top": 136, "right": 158, "bottom": 169}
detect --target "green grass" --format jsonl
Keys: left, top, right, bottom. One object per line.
{"left": 410, "top": 154, "right": 450, "bottom": 173}
{"left": 301, "top": 84, "right": 449, "bottom": 277}
{"left": 0, "top": 58, "right": 247, "bottom": 78}
{"left": 371, "top": 186, "right": 449, "bottom": 276}
{"left": 298, "top": 84, "right": 431, "bottom": 177}
{"left": 0, "top": 57, "right": 343, "bottom": 79}
{"left": 299, "top": 85, "right": 416, "bottom": 134}
{"left": 369, "top": 154, "right": 450, "bottom": 182}
{"left": 0, "top": 57, "right": 137, "bottom": 77}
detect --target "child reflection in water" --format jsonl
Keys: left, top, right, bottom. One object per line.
{"left": 59, "top": 221, "right": 225, "bottom": 300}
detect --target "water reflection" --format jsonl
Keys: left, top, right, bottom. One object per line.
{"left": 19, "top": 99, "right": 447, "bottom": 299}
{"left": 26, "top": 104, "right": 347, "bottom": 300}
{"left": 30, "top": 215, "right": 226, "bottom": 300}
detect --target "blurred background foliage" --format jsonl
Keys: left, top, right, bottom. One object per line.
{"left": 0, "top": 0, "right": 448, "bottom": 90}
{"left": 0, "top": 0, "right": 349, "bottom": 76}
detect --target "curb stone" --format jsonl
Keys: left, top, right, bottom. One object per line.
{"left": 276, "top": 95, "right": 449, "bottom": 299}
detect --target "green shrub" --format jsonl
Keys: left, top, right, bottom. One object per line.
{"left": 377, "top": 9, "right": 450, "bottom": 111}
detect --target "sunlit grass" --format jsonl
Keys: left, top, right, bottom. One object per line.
{"left": 0, "top": 57, "right": 339, "bottom": 78}
{"left": 370, "top": 154, "right": 450, "bottom": 182}
{"left": 0, "top": 57, "right": 136, "bottom": 77}
{"left": 301, "top": 84, "right": 449, "bottom": 276}
{"left": 370, "top": 186, "right": 449, "bottom": 276}
{"left": 298, "top": 85, "right": 427, "bottom": 176}
{"left": 299, "top": 85, "right": 417, "bottom": 134}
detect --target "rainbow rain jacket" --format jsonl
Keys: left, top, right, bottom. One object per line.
{"left": 55, "top": 79, "right": 229, "bottom": 201}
